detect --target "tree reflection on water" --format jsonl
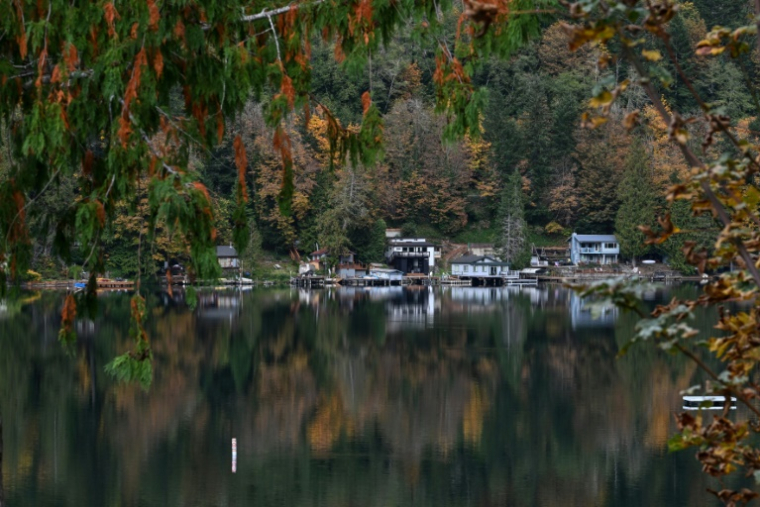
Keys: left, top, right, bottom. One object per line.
{"left": 0, "top": 285, "right": 742, "bottom": 506}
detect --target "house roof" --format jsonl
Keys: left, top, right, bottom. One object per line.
{"left": 451, "top": 255, "right": 508, "bottom": 265}
{"left": 215, "top": 245, "right": 238, "bottom": 257}
{"left": 389, "top": 241, "right": 437, "bottom": 247}
{"left": 568, "top": 234, "right": 618, "bottom": 243}
{"left": 338, "top": 263, "right": 365, "bottom": 270}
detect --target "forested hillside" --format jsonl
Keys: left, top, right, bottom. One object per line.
{"left": 8, "top": 0, "right": 753, "bottom": 277}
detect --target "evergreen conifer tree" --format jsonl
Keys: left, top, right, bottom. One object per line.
{"left": 615, "top": 138, "right": 658, "bottom": 263}
{"left": 498, "top": 170, "right": 530, "bottom": 269}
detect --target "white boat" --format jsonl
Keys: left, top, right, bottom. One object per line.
{"left": 682, "top": 395, "right": 737, "bottom": 410}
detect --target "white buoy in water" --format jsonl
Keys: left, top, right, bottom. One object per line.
{"left": 232, "top": 438, "right": 237, "bottom": 473}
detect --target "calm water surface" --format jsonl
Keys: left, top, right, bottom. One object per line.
{"left": 0, "top": 285, "right": 738, "bottom": 506}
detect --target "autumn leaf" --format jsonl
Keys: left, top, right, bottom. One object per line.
{"left": 642, "top": 49, "right": 662, "bottom": 61}
{"left": 589, "top": 90, "right": 613, "bottom": 108}
{"left": 147, "top": 0, "right": 160, "bottom": 31}
{"left": 104, "top": 2, "right": 120, "bottom": 38}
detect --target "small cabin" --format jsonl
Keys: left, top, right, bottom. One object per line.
{"left": 450, "top": 255, "right": 512, "bottom": 278}
{"left": 310, "top": 248, "right": 359, "bottom": 275}
{"left": 337, "top": 263, "right": 366, "bottom": 278}
{"left": 216, "top": 245, "right": 240, "bottom": 271}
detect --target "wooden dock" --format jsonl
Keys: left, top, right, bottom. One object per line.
{"left": 342, "top": 277, "right": 402, "bottom": 287}
{"left": 291, "top": 275, "right": 326, "bottom": 287}
{"left": 22, "top": 278, "right": 135, "bottom": 290}
{"left": 441, "top": 277, "right": 471, "bottom": 286}
{"left": 95, "top": 278, "right": 135, "bottom": 289}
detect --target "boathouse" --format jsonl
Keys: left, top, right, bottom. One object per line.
{"left": 385, "top": 238, "right": 441, "bottom": 275}
{"left": 368, "top": 267, "right": 404, "bottom": 281}
{"left": 216, "top": 245, "right": 240, "bottom": 273}
{"left": 568, "top": 233, "right": 619, "bottom": 265}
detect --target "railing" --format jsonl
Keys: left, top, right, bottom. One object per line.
{"left": 579, "top": 248, "right": 619, "bottom": 254}
{"left": 388, "top": 251, "right": 430, "bottom": 258}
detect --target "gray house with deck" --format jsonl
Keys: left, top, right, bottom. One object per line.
{"left": 568, "top": 233, "right": 619, "bottom": 265}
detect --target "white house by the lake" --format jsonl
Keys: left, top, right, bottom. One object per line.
{"left": 450, "top": 255, "right": 513, "bottom": 278}
{"left": 385, "top": 238, "right": 441, "bottom": 275}
{"left": 568, "top": 233, "right": 619, "bottom": 265}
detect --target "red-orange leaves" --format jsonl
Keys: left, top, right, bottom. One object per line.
{"left": 104, "top": 2, "right": 120, "bottom": 38}
{"left": 95, "top": 200, "right": 106, "bottom": 226}
{"left": 191, "top": 100, "right": 208, "bottom": 138}
{"left": 59, "top": 294, "right": 77, "bottom": 342}
{"left": 17, "top": 32, "right": 27, "bottom": 59}
{"left": 349, "top": 0, "right": 374, "bottom": 44}
{"left": 10, "top": 190, "right": 27, "bottom": 243}
{"left": 361, "top": 91, "right": 372, "bottom": 115}
{"left": 153, "top": 50, "right": 164, "bottom": 78}
{"left": 50, "top": 64, "right": 62, "bottom": 84}
{"left": 281, "top": 74, "right": 295, "bottom": 109}
{"left": 119, "top": 48, "right": 148, "bottom": 147}
{"left": 233, "top": 135, "right": 249, "bottom": 202}
{"left": 14, "top": 0, "right": 27, "bottom": 58}
{"left": 82, "top": 150, "right": 94, "bottom": 176}
{"left": 192, "top": 181, "right": 211, "bottom": 204}
{"left": 461, "top": 0, "right": 505, "bottom": 38}
{"left": 35, "top": 46, "right": 47, "bottom": 89}
{"left": 130, "top": 294, "right": 149, "bottom": 343}
{"left": 64, "top": 42, "right": 78, "bottom": 72}
{"left": 216, "top": 115, "right": 224, "bottom": 144}
{"left": 433, "top": 54, "right": 470, "bottom": 87}
{"left": 147, "top": 0, "right": 160, "bottom": 31}
{"left": 174, "top": 18, "right": 186, "bottom": 42}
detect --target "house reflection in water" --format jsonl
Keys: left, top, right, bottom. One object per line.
{"left": 197, "top": 290, "right": 242, "bottom": 323}
{"left": 569, "top": 292, "right": 618, "bottom": 329}
{"left": 447, "top": 287, "right": 509, "bottom": 307}
{"left": 386, "top": 287, "right": 437, "bottom": 331}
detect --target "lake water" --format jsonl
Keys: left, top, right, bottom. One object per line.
{"left": 0, "top": 285, "right": 740, "bottom": 506}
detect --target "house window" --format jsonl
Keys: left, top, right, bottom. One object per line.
{"left": 464, "top": 265, "right": 470, "bottom": 273}
{"left": 605, "top": 243, "right": 617, "bottom": 249}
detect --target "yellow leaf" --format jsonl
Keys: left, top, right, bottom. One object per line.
{"left": 590, "top": 116, "right": 608, "bottom": 128}
{"left": 589, "top": 90, "right": 613, "bottom": 108}
{"left": 642, "top": 49, "right": 663, "bottom": 61}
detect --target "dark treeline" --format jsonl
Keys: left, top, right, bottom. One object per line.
{"left": 13, "top": 0, "right": 754, "bottom": 277}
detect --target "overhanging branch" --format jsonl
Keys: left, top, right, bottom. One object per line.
{"left": 240, "top": 1, "right": 324, "bottom": 22}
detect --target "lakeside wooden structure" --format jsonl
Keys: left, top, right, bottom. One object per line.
{"left": 23, "top": 278, "right": 135, "bottom": 290}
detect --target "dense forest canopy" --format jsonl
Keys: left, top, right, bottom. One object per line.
{"left": 1, "top": 0, "right": 753, "bottom": 282}
{"left": 0, "top": 0, "right": 550, "bottom": 287}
